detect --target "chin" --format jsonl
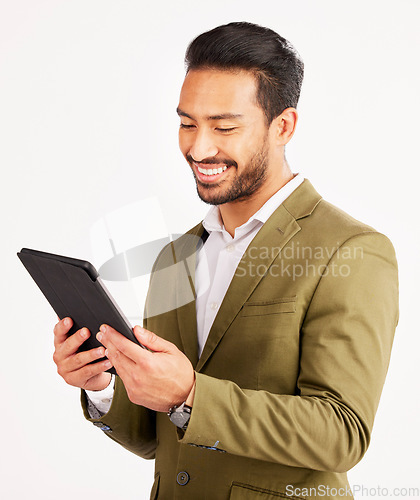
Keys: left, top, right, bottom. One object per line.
{"left": 196, "top": 185, "right": 225, "bottom": 205}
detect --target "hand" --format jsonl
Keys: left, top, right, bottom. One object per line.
{"left": 53, "top": 317, "right": 112, "bottom": 391}
{"left": 97, "top": 324, "right": 195, "bottom": 412}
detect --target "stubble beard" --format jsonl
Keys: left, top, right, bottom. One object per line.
{"left": 193, "top": 138, "right": 270, "bottom": 206}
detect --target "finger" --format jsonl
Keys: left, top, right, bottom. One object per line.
{"left": 67, "top": 358, "right": 113, "bottom": 386}
{"left": 97, "top": 325, "right": 148, "bottom": 362}
{"left": 55, "top": 327, "right": 91, "bottom": 363}
{"left": 133, "top": 325, "right": 174, "bottom": 354}
{"left": 53, "top": 317, "right": 73, "bottom": 348}
{"left": 103, "top": 337, "right": 135, "bottom": 379}
{"left": 64, "top": 345, "right": 108, "bottom": 372}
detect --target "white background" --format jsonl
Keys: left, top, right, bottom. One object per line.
{"left": 1, "top": 1, "right": 419, "bottom": 498}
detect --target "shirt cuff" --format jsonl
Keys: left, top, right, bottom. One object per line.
{"left": 85, "top": 374, "right": 115, "bottom": 417}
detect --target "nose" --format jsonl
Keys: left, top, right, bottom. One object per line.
{"left": 189, "top": 129, "right": 218, "bottom": 162}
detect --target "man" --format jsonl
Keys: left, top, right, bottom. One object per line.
{"left": 53, "top": 22, "right": 399, "bottom": 499}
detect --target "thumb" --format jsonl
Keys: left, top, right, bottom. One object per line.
{"left": 133, "top": 325, "right": 174, "bottom": 353}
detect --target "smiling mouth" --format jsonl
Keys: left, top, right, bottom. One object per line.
{"left": 193, "top": 162, "right": 232, "bottom": 183}
{"left": 197, "top": 165, "right": 228, "bottom": 175}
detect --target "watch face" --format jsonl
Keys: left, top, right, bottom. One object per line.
{"left": 171, "top": 411, "right": 189, "bottom": 428}
{"left": 169, "top": 411, "right": 191, "bottom": 428}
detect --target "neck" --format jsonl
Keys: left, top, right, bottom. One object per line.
{"left": 219, "top": 165, "right": 294, "bottom": 238}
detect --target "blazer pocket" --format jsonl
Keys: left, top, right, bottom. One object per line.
{"left": 230, "top": 482, "right": 305, "bottom": 499}
{"left": 241, "top": 296, "right": 297, "bottom": 317}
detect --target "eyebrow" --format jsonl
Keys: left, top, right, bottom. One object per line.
{"left": 176, "top": 107, "right": 244, "bottom": 121}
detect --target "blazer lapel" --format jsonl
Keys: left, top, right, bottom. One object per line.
{"left": 196, "top": 179, "right": 322, "bottom": 372}
{"left": 174, "top": 223, "right": 206, "bottom": 367}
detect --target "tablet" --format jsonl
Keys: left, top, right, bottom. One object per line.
{"left": 17, "top": 247, "right": 143, "bottom": 376}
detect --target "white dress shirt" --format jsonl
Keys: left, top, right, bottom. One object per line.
{"left": 86, "top": 173, "right": 304, "bottom": 412}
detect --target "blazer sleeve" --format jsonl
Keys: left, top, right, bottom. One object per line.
{"left": 80, "top": 373, "right": 157, "bottom": 459}
{"left": 80, "top": 284, "right": 158, "bottom": 460}
{"left": 178, "top": 231, "right": 399, "bottom": 473}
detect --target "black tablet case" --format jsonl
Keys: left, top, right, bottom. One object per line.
{"left": 17, "top": 248, "right": 142, "bottom": 376}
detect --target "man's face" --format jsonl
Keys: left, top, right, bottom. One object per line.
{"left": 177, "top": 69, "right": 274, "bottom": 205}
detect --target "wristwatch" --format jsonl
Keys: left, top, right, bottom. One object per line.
{"left": 167, "top": 402, "right": 192, "bottom": 431}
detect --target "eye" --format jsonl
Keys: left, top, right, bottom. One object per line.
{"left": 216, "top": 127, "right": 237, "bottom": 133}
{"left": 180, "top": 123, "right": 195, "bottom": 130}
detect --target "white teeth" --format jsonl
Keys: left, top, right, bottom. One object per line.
{"left": 197, "top": 165, "right": 228, "bottom": 176}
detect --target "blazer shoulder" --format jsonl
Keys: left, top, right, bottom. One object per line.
{"left": 305, "top": 198, "right": 397, "bottom": 263}
{"left": 316, "top": 198, "right": 376, "bottom": 233}
{"left": 285, "top": 180, "right": 396, "bottom": 255}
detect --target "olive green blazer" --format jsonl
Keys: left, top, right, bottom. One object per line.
{"left": 82, "top": 179, "right": 399, "bottom": 500}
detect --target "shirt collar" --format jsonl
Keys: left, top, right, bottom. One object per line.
{"left": 252, "top": 173, "right": 304, "bottom": 224}
{"left": 202, "top": 173, "right": 304, "bottom": 237}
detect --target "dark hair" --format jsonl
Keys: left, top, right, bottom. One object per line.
{"left": 185, "top": 22, "right": 304, "bottom": 125}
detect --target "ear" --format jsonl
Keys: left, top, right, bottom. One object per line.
{"left": 270, "top": 107, "right": 298, "bottom": 146}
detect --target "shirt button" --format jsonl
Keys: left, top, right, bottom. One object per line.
{"left": 226, "top": 244, "right": 235, "bottom": 253}
{"left": 101, "top": 398, "right": 111, "bottom": 404}
{"left": 176, "top": 471, "right": 190, "bottom": 486}
{"left": 210, "top": 302, "right": 218, "bottom": 310}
